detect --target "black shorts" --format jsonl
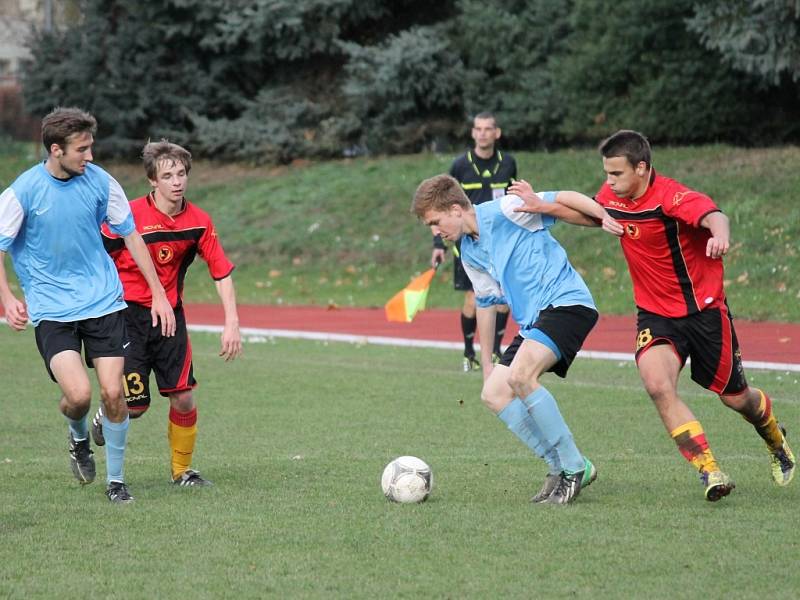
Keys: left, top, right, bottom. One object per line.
{"left": 635, "top": 304, "right": 747, "bottom": 395}
{"left": 123, "top": 303, "right": 196, "bottom": 412}
{"left": 499, "top": 305, "right": 598, "bottom": 377}
{"left": 453, "top": 240, "right": 473, "bottom": 291}
{"left": 34, "top": 311, "right": 129, "bottom": 382}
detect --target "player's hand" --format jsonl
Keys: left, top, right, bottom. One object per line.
{"left": 150, "top": 294, "right": 176, "bottom": 337}
{"left": 2, "top": 295, "right": 28, "bottom": 331}
{"left": 431, "top": 248, "right": 445, "bottom": 268}
{"left": 220, "top": 322, "right": 242, "bottom": 361}
{"left": 508, "top": 179, "right": 545, "bottom": 213}
{"left": 706, "top": 236, "right": 729, "bottom": 259}
{"left": 601, "top": 214, "right": 624, "bottom": 237}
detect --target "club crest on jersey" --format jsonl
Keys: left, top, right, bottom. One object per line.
{"left": 157, "top": 245, "right": 173, "bottom": 264}
{"left": 672, "top": 191, "right": 688, "bottom": 206}
{"left": 625, "top": 223, "right": 641, "bottom": 239}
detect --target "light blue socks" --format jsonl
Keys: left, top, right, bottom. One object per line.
{"left": 497, "top": 397, "right": 561, "bottom": 474}
{"left": 520, "top": 386, "right": 584, "bottom": 474}
{"left": 65, "top": 415, "right": 89, "bottom": 441}
{"left": 103, "top": 415, "right": 130, "bottom": 484}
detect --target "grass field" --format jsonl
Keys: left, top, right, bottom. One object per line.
{"left": 1, "top": 328, "right": 799, "bottom": 599}
{"left": 2, "top": 142, "right": 799, "bottom": 321}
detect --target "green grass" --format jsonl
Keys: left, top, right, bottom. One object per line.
{"left": 2, "top": 143, "right": 799, "bottom": 320}
{"left": 1, "top": 328, "right": 799, "bottom": 598}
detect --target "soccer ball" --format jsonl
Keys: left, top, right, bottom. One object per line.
{"left": 381, "top": 456, "right": 433, "bottom": 503}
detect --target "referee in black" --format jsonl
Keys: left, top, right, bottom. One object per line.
{"left": 431, "top": 112, "right": 517, "bottom": 372}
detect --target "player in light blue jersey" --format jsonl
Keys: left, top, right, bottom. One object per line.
{"left": 413, "top": 174, "right": 612, "bottom": 504}
{"left": 0, "top": 107, "right": 176, "bottom": 503}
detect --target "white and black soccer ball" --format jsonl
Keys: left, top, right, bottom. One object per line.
{"left": 381, "top": 456, "right": 433, "bottom": 503}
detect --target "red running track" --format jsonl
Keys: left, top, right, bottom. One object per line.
{"left": 183, "top": 304, "right": 800, "bottom": 366}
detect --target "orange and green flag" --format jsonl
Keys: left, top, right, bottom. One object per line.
{"left": 385, "top": 268, "right": 437, "bottom": 322}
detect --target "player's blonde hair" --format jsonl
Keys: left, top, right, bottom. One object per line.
{"left": 142, "top": 139, "right": 192, "bottom": 180}
{"left": 411, "top": 174, "right": 471, "bottom": 218}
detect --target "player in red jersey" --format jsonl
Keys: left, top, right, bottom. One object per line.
{"left": 513, "top": 130, "right": 795, "bottom": 501}
{"left": 92, "top": 140, "right": 242, "bottom": 487}
{"left": 592, "top": 130, "right": 793, "bottom": 500}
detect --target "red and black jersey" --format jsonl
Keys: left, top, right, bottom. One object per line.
{"left": 101, "top": 193, "right": 234, "bottom": 308}
{"left": 594, "top": 171, "right": 724, "bottom": 318}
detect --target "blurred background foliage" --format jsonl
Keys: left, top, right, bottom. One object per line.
{"left": 18, "top": 0, "right": 800, "bottom": 162}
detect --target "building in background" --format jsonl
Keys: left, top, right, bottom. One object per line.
{"left": 0, "top": 0, "right": 79, "bottom": 139}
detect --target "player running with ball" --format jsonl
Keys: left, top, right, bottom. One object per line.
{"left": 413, "top": 174, "right": 615, "bottom": 505}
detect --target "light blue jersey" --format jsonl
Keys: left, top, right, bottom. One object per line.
{"left": 460, "top": 192, "right": 595, "bottom": 338}
{"left": 0, "top": 162, "right": 135, "bottom": 325}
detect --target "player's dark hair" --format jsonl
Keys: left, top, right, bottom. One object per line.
{"left": 142, "top": 139, "right": 192, "bottom": 180}
{"left": 41, "top": 107, "right": 97, "bottom": 153}
{"left": 599, "top": 130, "right": 652, "bottom": 169}
{"left": 411, "top": 174, "right": 471, "bottom": 218}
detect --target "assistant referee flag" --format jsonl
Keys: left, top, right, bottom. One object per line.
{"left": 384, "top": 268, "right": 437, "bottom": 323}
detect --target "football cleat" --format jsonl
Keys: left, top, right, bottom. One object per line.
{"left": 462, "top": 356, "right": 480, "bottom": 373}
{"left": 581, "top": 457, "right": 598, "bottom": 489}
{"left": 770, "top": 425, "right": 795, "bottom": 486}
{"left": 172, "top": 469, "right": 213, "bottom": 487}
{"left": 701, "top": 470, "right": 735, "bottom": 502}
{"left": 106, "top": 481, "right": 134, "bottom": 504}
{"left": 531, "top": 473, "right": 560, "bottom": 503}
{"left": 545, "top": 470, "right": 583, "bottom": 505}
{"left": 68, "top": 432, "right": 95, "bottom": 484}
{"left": 90, "top": 406, "right": 105, "bottom": 447}
{"left": 532, "top": 458, "right": 596, "bottom": 503}
{"left": 491, "top": 353, "right": 502, "bottom": 365}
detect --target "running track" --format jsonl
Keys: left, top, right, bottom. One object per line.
{"left": 183, "top": 304, "right": 800, "bottom": 372}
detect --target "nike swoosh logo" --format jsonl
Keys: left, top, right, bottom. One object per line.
{"left": 34, "top": 207, "right": 51, "bottom": 216}
{"left": 122, "top": 342, "right": 131, "bottom": 349}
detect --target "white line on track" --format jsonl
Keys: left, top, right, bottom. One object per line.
{"left": 187, "top": 324, "right": 800, "bottom": 373}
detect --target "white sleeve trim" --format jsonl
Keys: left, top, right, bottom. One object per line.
{"left": 105, "top": 176, "right": 131, "bottom": 227}
{"left": 500, "top": 194, "right": 546, "bottom": 232}
{"left": 0, "top": 187, "right": 24, "bottom": 243}
{"left": 462, "top": 260, "right": 504, "bottom": 305}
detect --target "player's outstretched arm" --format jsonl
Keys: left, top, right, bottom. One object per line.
{"left": 508, "top": 180, "right": 595, "bottom": 226}
{"left": 215, "top": 275, "right": 242, "bottom": 361}
{"left": 123, "top": 231, "right": 176, "bottom": 337}
{"left": 555, "top": 191, "right": 624, "bottom": 236}
{"left": 0, "top": 251, "right": 28, "bottom": 330}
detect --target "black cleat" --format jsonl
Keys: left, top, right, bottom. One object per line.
{"left": 172, "top": 469, "right": 213, "bottom": 487}
{"left": 462, "top": 356, "right": 480, "bottom": 372}
{"left": 69, "top": 432, "right": 96, "bottom": 484}
{"left": 90, "top": 406, "right": 105, "bottom": 447}
{"left": 106, "top": 481, "right": 134, "bottom": 503}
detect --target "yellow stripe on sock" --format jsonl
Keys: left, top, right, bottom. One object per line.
{"left": 168, "top": 421, "right": 197, "bottom": 480}
{"left": 670, "top": 420, "right": 719, "bottom": 473}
